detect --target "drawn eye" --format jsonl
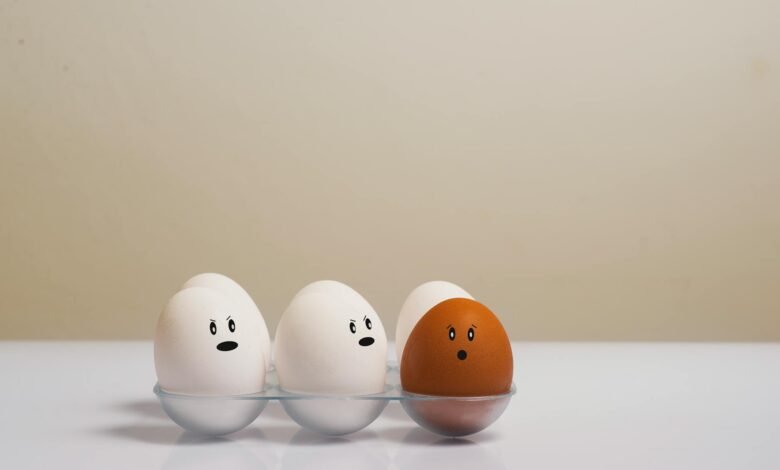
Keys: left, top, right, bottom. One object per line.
{"left": 228, "top": 319, "right": 236, "bottom": 332}
{"left": 448, "top": 327, "right": 455, "bottom": 341}
{"left": 365, "top": 318, "right": 372, "bottom": 330}
{"left": 468, "top": 327, "right": 474, "bottom": 341}
{"left": 349, "top": 321, "right": 357, "bottom": 334}
{"left": 209, "top": 321, "right": 217, "bottom": 335}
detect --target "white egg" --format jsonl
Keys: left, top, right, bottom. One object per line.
{"left": 275, "top": 289, "right": 387, "bottom": 395}
{"left": 182, "top": 273, "right": 271, "bottom": 370}
{"left": 154, "top": 286, "right": 266, "bottom": 395}
{"left": 394, "top": 281, "right": 474, "bottom": 364}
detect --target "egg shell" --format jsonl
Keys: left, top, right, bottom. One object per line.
{"left": 401, "top": 298, "right": 512, "bottom": 396}
{"left": 154, "top": 286, "right": 266, "bottom": 395}
{"left": 394, "top": 281, "right": 473, "bottom": 364}
{"left": 275, "top": 290, "right": 387, "bottom": 395}
{"left": 182, "top": 273, "right": 271, "bottom": 370}
{"left": 294, "top": 280, "right": 377, "bottom": 317}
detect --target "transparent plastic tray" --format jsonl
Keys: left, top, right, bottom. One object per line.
{"left": 154, "top": 365, "right": 515, "bottom": 438}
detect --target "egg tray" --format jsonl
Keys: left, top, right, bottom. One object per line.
{"left": 154, "top": 364, "right": 515, "bottom": 438}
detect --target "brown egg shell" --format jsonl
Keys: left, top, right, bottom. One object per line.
{"left": 400, "top": 298, "right": 513, "bottom": 397}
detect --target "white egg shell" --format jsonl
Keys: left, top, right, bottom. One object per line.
{"left": 394, "top": 280, "right": 474, "bottom": 364}
{"left": 275, "top": 290, "right": 387, "bottom": 395}
{"left": 182, "top": 273, "right": 271, "bottom": 370}
{"left": 294, "top": 280, "right": 377, "bottom": 318}
{"left": 155, "top": 286, "right": 266, "bottom": 395}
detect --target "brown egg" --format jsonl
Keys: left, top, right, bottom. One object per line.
{"left": 401, "top": 298, "right": 513, "bottom": 396}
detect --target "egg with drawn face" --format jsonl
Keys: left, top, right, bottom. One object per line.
{"left": 394, "top": 281, "right": 474, "bottom": 364}
{"left": 274, "top": 287, "right": 387, "bottom": 395}
{"left": 154, "top": 286, "right": 266, "bottom": 395}
{"left": 181, "top": 273, "right": 271, "bottom": 370}
{"left": 401, "top": 298, "right": 512, "bottom": 397}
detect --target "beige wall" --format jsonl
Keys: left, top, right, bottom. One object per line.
{"left": 2, "top": 1, "right": 779, "bottom": 341}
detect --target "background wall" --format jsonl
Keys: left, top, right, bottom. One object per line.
{"left": 1, "top": 1, "right": 779, "bottom": 340}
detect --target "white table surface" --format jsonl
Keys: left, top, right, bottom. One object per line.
{"left": 1, "top": 341, "right": 778, "bottom": 469}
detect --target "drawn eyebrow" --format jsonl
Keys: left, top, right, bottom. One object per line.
{"left": 363, "top": 315, "right": 367, "bottom": 321}
{"left": 226, "top": 315, "right": 232, "bottom": 321}
{"left": 471, "top": 324, "right": 477, "bottom": 328}
{"left": 446, "top": 324, "right": 453, "bottom": 329}
{"left": 350, "top": 319, "right": 356, "bottom": 323}
{"left": 209, "top": 319, "right": 216, "bottom": 322}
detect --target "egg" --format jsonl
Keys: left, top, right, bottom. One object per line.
{"left": 394, "top": 281, "right": 473, "bottom": 364}
{"left": 182, "top": 273, "right": 271, "bottom": 370}
{"left": 154, "top": 286, "right": 266, "bottom": 395}
{"left": 294, "top": 280, "right": 376, "bottom": 317}
{"left": 401, "top": 298, "right": 512, "bottom": 396}
{"left": 274, "top": 289, "right": 387, "bottom": 395}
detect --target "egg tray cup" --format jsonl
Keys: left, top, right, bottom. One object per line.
{"left": 154, "top": 365, "right": 515, "bottom": 438}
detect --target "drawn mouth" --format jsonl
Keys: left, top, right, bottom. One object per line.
{"left": 217, "top": 341, "right": 238, "bottom": 351}
{"left": 457, "top": 349, "right": 467, "bottom": 360}
{"left": 359, "top": 337, "right": 375, "bottom": 347}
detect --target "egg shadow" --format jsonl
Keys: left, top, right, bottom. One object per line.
{"left": 161, "top": 433, "right": 270, "bottom": 470}
{"left": 102, "top": 424, "right": 187, "bottom": 446}
{"left": 394, "top": 428, "right": 507, "bottom": 470}
{"left": 375, "top": 425, "right": 417, "bottom": 443}
{"left": 239, "top": 423, "right": 300, "bottom": 444}
{"left": 375, "top": 425, "right": 500, "bottom": 446}
{"left": 102, "top": 422, "right": 284, "bottom": 447}
{"left": 394, "top": 427, "right": 501, "bottom": 446}
{"left": 112, "top": 399, "right": 168, "bottom": 420}
{"left": 285, "top": 427, "right": 381, "bottom": 446}
{"left": 279, "top": 428, "right": 389, "bottom": 470}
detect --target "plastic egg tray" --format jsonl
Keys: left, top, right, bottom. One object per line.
{"left": 154, "top": 364, "right": 515, "bottom": 437}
